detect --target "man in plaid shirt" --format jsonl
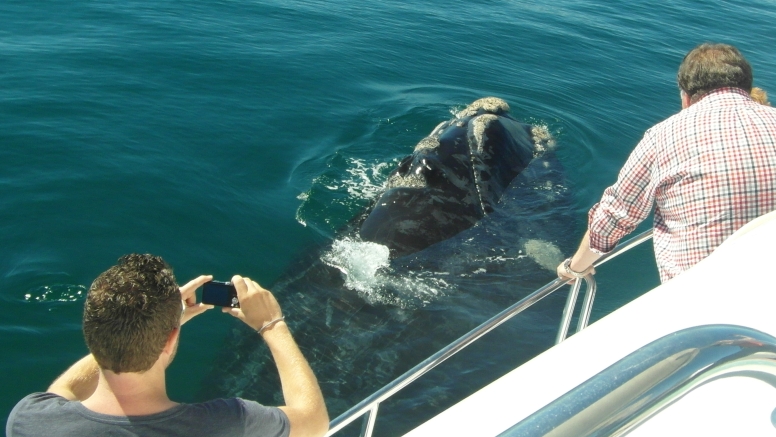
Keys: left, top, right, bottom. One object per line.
{"left": 557, "top": 43, "right": 776, "bottom": 283}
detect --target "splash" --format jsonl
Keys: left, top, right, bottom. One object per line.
{"left": 321, "top": 237, "right": 451, "bottom": 308}
{"left": 322, "top": 237, "right": 391, "bottom": 294}
{"left": 531, "top": 124, "right": 557, "bottom": 156}
{"left": 342, "top": 158, "right": 395, "bottom": 200}
{"left": 295, "top": 157, "right": 398, "bottom": 232}
{"left": 24, "top": 284, "right": 87, "bottom": 303}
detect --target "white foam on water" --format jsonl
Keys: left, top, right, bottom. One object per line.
{"left": 531, "top": 124, "right": 557, "bottom": 155}
{"left": 24, "top": 284, "right": 87, "bottom": 303}
{"left": 322, "top": 238, "right": 391, "bottom": 294}
{"left": 295, "top": 157, "right": 398, "bottom": 229}
{"left": 342, "top": 158, "right": 395, "bottom": 200}
{"left": 321, "top": 237, "right": 451, "bottom": 307}
{"left": 380, "top": 272, "right": 450, "bottom": 307}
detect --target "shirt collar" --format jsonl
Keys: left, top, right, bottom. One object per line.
{"left": 693, "top": 87, "right": 751, "bottom": 105}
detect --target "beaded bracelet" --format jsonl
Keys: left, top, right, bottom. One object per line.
{"left": 257, "top": 316, "right": 286, "bottom": 335}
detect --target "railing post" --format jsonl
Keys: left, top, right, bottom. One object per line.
{"left": 556, "top": 274, "right": 597, "bottom": 343}
{"left": 556, "top": 278, "right": 582, "bottom": 344}
{"left": 576, "top": 275, "right": 597, "bottom": 332}
{"left": 359, "top": 404, "right": 379, "bottom": 437}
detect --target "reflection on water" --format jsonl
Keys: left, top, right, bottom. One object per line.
{"left": 24, "top": 284, "right": 87, "bottom": 303}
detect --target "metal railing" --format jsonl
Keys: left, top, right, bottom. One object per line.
{"left": 499, "top": 324, "right": 776, "bottom": 436}
{"left": 325, "top": 229, "right": 654, "bottom": 437}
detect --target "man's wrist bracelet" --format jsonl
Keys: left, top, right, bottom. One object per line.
{"left": 257, "top": 316, "right": 285, "bottom": 335}
{"left": 562, "top": 258, "right": 590, "bottom": 278}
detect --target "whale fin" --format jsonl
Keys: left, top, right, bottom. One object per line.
{"left": 524, "top": 239, "right": 564, "bottom": 271}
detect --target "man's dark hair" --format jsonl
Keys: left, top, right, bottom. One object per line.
{"left": 677, "top": 43, "right": 753, "bottom": 103}
{"left": 83, "top": 254, "right": 180, "bottom": 373}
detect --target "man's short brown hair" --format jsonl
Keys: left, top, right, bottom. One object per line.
{"left": 677, "top": 43, "right": 753, "bottom": 102}
{"left": 83, "top": 254, "right": 180, "bottom": 373}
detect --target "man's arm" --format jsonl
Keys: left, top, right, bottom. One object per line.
{"left": 47, "top": 354, "right": 100, "bottom": 401}
{"left": 558, "top": 131, "right": 660, "bottom": 280}
{"left": 557, "top": 230, "right": 601, "bottom": 281}
{"left": 225, "top": 276, "right": 329, "bottom": 437}
{"left": 262, "top": 322, "right": 329, "bottom": 437}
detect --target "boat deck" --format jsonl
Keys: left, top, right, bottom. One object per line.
{"left": 405, "top": 211, "right": 776, "bottom": 436}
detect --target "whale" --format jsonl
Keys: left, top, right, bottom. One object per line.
{"left": 359, "top": 97, "right": 547, "bottom": 257}
{"left": 201, "top": 98, "right": 571, "bottom": 435}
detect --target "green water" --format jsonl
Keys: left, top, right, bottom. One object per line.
{"left": 3, "top": 0, "right": 775, "bottom": 432}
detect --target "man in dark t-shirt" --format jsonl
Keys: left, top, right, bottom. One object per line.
{"left": 9, "top": 394, "right": 289, "bottom": 437}
{"left": 6, "top": 254, "right": 328, "bottom": 437}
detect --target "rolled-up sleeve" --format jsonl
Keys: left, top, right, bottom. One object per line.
{"left": 588, "top": 130, "right": 659, "bottom": 253}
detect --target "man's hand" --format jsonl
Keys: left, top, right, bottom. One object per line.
{"left": 557, "top": 230, "right": 601, "bottom": 282}
{"left": 556, "top": 260, "right": 594, "bottom": 282}
{"left": 222, "top": 275, "right": 328, "bottom": 437}
{"left": 222, "top": 275, "right": 283, "bottom": 331}
{"left": 556, "top": 261, "right": 575, "bottom": 282}
{"left": 556, "top": 259, "right": 596, "bottom": 282}
{"left": 180, "top": 275, "right": 214, "bottom": 326}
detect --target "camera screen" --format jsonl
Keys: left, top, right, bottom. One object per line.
{"left": 202, "top": 281, "right": 240, "bottom": 308}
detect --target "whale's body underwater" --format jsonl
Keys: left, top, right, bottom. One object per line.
{"left": 203, "top": 98, "right": 573, "bottom": 435}
{"left": 359, "top": 97, "right": 546, "bottom": 257}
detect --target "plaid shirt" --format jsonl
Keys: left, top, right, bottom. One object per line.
{"left": 588, "top": 88, "right": 776, "bottom": 281}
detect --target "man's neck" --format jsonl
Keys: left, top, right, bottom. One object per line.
{"left": 80, "top": 364, "right": 178, "bottom": 416}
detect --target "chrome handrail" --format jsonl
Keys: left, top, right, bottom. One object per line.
{"left": 326, "top": 228, "right": 654, "bottom": 437}
{"left": 559, "top": 228, "right": 653, "bottom": 343}
{"left": 499, "top": 324, "right": 776, "bottom": 436}
{"left": 555, "top": 274, "right": 595, "bottom": 344}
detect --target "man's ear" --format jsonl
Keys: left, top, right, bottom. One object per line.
{"left": 163, "top": 328, "right": 180, "bottom": 355}
{"left": 681, "top": 90, "right": 692, "bottom": 109}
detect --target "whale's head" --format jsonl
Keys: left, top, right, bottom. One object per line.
{"left": 359, "top": 98, "right": 537, "bottom": 257}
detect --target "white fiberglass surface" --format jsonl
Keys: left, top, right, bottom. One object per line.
{"left": 628, "top": 376, "right": 776, "bottom": 436}
{"left": 405, "top": 211, "right": 776, "bottom": 437}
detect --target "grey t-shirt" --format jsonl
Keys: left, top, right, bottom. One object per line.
{"left": 6, "top": 392, "right": 290, "bottom": 437}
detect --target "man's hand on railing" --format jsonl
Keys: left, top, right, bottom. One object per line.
{"left": 557, "top": 258, "right": 595, "bottom": 281}
{"left": 557, "top": 230, "right": 601, "bottom": 281}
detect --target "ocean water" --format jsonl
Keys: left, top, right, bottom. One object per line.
{"left": 2, "top": 0, "right": 775, "bottom": 434}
